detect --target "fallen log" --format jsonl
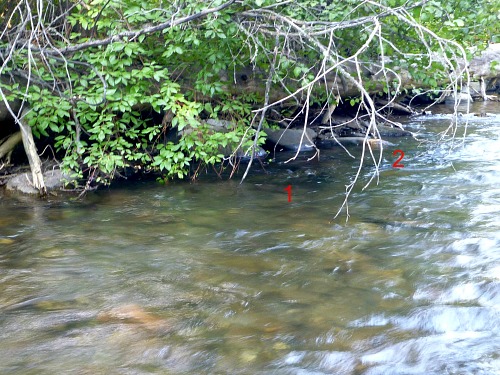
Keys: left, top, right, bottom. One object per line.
{"left": 375, "top": 99, "right": 418, "bottom": 115}
{"left": 0, "top": 131, "right": 22, "bottom": 163}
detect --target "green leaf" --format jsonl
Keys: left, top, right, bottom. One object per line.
{"left": 293, "top": 66, "right": 303, "bottom": 77}
{"left": 98, "top": 131, "right": 106, "bottom": 142}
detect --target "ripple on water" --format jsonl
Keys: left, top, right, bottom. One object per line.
{"left": 2, "top": 112, "right": 500, "bottom": 374}
{"left": 395, "top": 306, "right": 500, "bottom": 334}
{"left": 276, "top": 350, "right": 359, "bottom": 374}
{"left": 360, "top": 332, "right": 498, "bottom": 375}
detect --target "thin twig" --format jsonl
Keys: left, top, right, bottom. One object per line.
{"left": 240, "top": 35, "right": 279, "bottom": 183}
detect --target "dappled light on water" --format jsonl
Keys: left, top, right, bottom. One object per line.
{"left": 0, "top": 103, "right": 499, "bottom": 374}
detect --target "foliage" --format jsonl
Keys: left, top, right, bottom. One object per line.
{"left": 0, "top": 0, "right": 497, "bottom": 189}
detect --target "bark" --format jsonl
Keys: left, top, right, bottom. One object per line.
{"left": 18, "top": 107, "right": 46, "bottom": 196}
{"left": 375, "top": 99, "right": 417, "bottom": 115}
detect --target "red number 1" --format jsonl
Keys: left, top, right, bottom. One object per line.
{"left": 284, "top": 185, "right": 292, "bottom": 202}
{"left": 392, "top": 149, "right": 405, "bottom": 168}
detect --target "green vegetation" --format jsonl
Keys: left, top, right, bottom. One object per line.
{"left": 0, "top": 0, "right": 498, "bottom": 190}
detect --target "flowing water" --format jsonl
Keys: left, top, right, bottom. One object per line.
{"left": 1, "top": 102, "right": 499, "bottom": 374}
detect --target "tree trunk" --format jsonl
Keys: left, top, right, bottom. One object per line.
{"left": 18, "top": 107, "right": 46, "bottom": 196}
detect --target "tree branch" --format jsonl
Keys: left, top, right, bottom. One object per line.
{"left": 240, "top": 35, "right": 279, "bottom": 183}
{"left": 40, "top": 0, "right": 237, "bottom": 55}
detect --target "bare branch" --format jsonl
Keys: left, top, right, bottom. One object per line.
{"left": 34, "top": 0, "right": 237, "bottom": 56}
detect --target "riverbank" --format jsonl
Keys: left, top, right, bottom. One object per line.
{"left": 1, "top": 99, "right": 499, "bottom": 197}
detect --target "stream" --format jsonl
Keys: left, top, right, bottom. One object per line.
{"left": 0, "top": 102, "right": 499, "bottom": 374}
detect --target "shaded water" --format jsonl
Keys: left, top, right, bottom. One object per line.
{"left": 1, "top": 102, "right": 499, "bottom": 374}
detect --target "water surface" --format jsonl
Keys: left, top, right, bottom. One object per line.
{"left": 1, "top": 102, "right": 499, "bottom": 374}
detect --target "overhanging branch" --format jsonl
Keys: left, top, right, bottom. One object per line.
{"left": 5, "top": 0, "right": 237, "bottom": 56}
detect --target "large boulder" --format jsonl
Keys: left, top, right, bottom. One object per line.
{"left": 469, "top": 43, "right": 500, "bottom": 80}
{"left": 265, "top": 127, "right": 317, "bottom": 151}
{"left": 5, "top": 168, "right": 71, "bottom": 194}
{"left": 469, "top": 44, "right": 500, "bottom": 100}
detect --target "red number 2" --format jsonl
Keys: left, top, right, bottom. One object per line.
{"left": 392, "top": 149, "right": 405, "bottom": 168}
{"left": 284, "top": 185, "right": 292, "bottom": 202}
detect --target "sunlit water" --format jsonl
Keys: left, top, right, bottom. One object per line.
{"left": 1, "top": 102, "right": 499, "bottom": 374}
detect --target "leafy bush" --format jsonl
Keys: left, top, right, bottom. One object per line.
{"left": 0, "top": 0, "right": 497, "bottom": 188}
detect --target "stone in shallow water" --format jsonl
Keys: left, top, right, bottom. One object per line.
{"left": 40, "top": 247, "right": 66, "bottom": 258}
{"left": 445, "top": 91, "right": 473, "bottom": 105}
{"left": 96, "top": 304, "right": 174, "bottom": 333}
{"left": 5, "top": 173, "right": 39, "bottom": 194}
{"left": 5, "top": 169, "right": 73, "bottom": 194}
{"left": 240, "top": 350, "right": 258, "bottom": 363}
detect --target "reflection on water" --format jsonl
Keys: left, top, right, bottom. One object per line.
{"left": 1, "top": 103, "right": 500, "bottom": 374}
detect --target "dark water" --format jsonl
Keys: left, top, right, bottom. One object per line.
{"left": 1, "top": 102, "right": 499, "bottom": 374}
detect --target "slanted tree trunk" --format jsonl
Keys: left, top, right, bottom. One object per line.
{"left": 18, "top": 107, "right": 46, "bottom": 196}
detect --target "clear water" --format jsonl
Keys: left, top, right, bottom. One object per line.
{"left": 1, "top": 102, "right": 499, "bottom": 374}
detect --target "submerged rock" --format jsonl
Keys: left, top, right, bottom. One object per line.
{"left": 317, "top": 135, "right": 395, "bottom": 148}
{"left": 234, "top": 145, "right": 268, "bottom": 161}
{"left": 96, "top": 304, "right": 173, "bottom": 333}
{"left": 376, "top": 124, "right": 412, "bottom": 137}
